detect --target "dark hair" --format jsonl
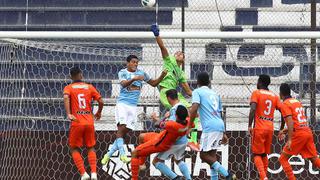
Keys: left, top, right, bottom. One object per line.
{"left": 175, "top": 105, "right": 188, "bottom": 124}
{"left": 70, "top": 67, "right": 82, "bottom": 77}
{"left": 166, "top": 89, "right": 178, "bottom": 100}
{"left": 258, "top": 74, "right": 270, "bottom": 87}
{"left": 126, "top": 55, "right": 139, "bottom": 62}
{"left": 280, "top": 83, "right": 291, "bottom": 96}
{"left": 197, "top": 72, "right": 210, "bottom": 86}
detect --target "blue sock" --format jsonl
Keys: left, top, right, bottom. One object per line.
{"left": 117, "top": 138, "right": 125, "bottom": 156}
{"left": 106, "top": 139, "right": 118, "bottom": 157}
{"left": 177, "top": 161, "right": 191, "bottom": 180}
{"left": 210, "top": 168, "right": 218, "bottom": 180}
{"left": 154, "top": 162, "right": 177, "bottom": 179}
{"left": 212, "top": 161, "right": 229, "bottom": 177}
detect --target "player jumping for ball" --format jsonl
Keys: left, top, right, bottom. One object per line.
{"left": 151, "top": 24, "right": 200, "bottom": 151}
{"left": 63, "top": 67, "right": 104, "bottom": 180}
{"left": 101, "top": 55, "right": 167, "bottom": 165}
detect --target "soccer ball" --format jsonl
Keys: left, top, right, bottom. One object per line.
{"left": 141, "top": 0, "right": 156, "bottom": 8}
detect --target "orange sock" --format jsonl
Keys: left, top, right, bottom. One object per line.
{"left": 139, "top": 156, "right": 146, "bottom": 165}
{"left": 262, "top": 156, "right": 268, "bottom": 174}
{"left": 131, "top": 158, "right": 139, "bottom": 180}
{"left": 313, "top": 158, "right": 320, "bottom": 168}
{"left": 253, "top": 155, "right": 266, "bottom": 180}
{"left": 88, "top": 150, "right": 97, "bottom": 173}
{"left": 71, "top": 151, "right": 85, "bottom": 175}
{"left": 279, "top": 154, "right": 296, "bottom": 180}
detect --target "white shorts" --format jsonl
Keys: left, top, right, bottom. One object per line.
{"left": 156, "top": 144, "right": 187, "bottom": 161}
{"left": 115, "top": 103, "right": 137, "bottom": 130}
{"left": 200, "top": 131, "right": 223, "bottom": 152}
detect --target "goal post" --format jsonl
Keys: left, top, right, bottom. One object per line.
{"left": 0, "top": 32, "right": 319, "bottom": 180}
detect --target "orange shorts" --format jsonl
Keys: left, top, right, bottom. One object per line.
{"left": 136, "top": 132, "right": 168, "bottom": 157}
{"left": 141, "top": 132, "right": 159, "bottom": 143}
{"left": 251, "top": 129, "right": 273, "bottom": 154}
{"left": 283, "top": 130, "right": 317, "bottom": 159}
{"left": 69, "top": 124, "right": 96, "bottom": 148}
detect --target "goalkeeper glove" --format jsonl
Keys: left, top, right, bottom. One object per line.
{"left": 151, "top": 24, "right": 160, "bottom": 37}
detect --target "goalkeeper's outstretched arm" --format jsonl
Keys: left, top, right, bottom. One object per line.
{"left": 151, "top": 24, "right": 169, "bottom": 59}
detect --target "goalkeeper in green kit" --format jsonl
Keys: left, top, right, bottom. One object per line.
{"left": 151, "top": 24, "right": 200, "bottom": 151}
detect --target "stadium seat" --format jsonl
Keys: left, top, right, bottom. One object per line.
{"left": 235, "top": 8, "right": 258, "bottom": 25}
{"left": 222, "top": 62, "right": 295, "bottom": 77}
{"left": 282, "top": 0, "right": 320, "bottom": 4}
{"left": 250, "top": 0, "right": 273, "bottom": 7}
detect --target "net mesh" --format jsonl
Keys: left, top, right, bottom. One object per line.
{"left": 0, "top": 37, "right": 319, "bottom": 180}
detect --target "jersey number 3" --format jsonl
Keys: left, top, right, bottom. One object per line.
{"left": 78, "top": 94, "right": 86, "bottom": 109}
{"left": 264, "top": 100, "right": 272, "bottom": 115}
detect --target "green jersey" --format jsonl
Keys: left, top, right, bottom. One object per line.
{"left": 159, "top": 55, "right": 187, "bottom": 89}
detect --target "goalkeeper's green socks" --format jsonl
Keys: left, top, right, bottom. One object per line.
{"left": 189, "top": 117, "right": 199, "bottom": 143}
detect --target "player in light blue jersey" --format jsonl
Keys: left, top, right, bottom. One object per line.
{"left": 189, "top": 72, "right": 236, "bottom": 180}
{"left": 147, "top": 89, "right": 191, "bottom": 180}
{"left": 102, "top": 55, "right": 167, "bottom": 164}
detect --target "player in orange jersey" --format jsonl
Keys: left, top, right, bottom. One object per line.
{"left": 248, "top": 74, "right": 282, "bottom": 180}
{"left": 130, "top": 105, "right": 189, "bottom": 180}
{"left": 277, "top": 83, "right": 320, "bottom": 180}
{"left": 63, "top": 67, "right": 104, "bottom": 180}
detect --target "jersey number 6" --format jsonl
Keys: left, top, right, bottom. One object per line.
{"left": 78, "top": 94, "right": 86, "bottom": 109}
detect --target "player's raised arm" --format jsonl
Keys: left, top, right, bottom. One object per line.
{"left": 147, "top": 69, "right": 167, "bottom": 87}
{"left": 151, "top": 24, "right": 169, "bottom": 59}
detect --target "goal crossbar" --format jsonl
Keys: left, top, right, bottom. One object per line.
{"left": 0, "top": 31, "right": 320, "bottom": 39}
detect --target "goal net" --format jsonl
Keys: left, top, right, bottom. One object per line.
{"left": 0, "top": 34, "right": 319, "bottom": 180}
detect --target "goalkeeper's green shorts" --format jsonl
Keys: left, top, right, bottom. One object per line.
{"left": 159, "top": 88, "right": 191, "bottom": 109}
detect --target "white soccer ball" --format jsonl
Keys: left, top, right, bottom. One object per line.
{"left": 141, "top": 0, "right": 156, "bottom": 8}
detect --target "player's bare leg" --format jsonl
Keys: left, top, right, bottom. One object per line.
{"left": 200, "top": 150, "right": 236, "bottom": 180}
{"left": 70, "top": 148, "right": 89, "bottom": 180}
{"left": 87, "top": 147, "right": 97, "bottom": 180}
{"left": 279, "top": 152, "right": 295, "bottom": 180}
